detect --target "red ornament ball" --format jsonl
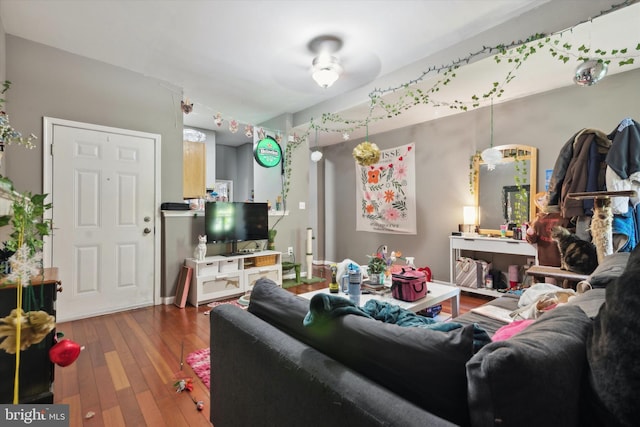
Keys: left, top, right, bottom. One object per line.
{"left": 49, "top": 339, "right": 82, "bottom": 367}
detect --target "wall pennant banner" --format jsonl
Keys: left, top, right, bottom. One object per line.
{"left": 356, "top": 142, "right": 416, "bottom": 234}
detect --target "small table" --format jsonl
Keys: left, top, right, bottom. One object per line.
{"left": 298, "top": 280, "right": 460, "bottom": 318}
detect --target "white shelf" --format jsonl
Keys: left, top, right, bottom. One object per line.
{"left": 449, "top": 235, "right": 537, "bottom": 297}
{"left": 185, "top": 251, "right": 282, "bottom": 306}
{"left": 458, "top": 286, "right": 503, "bottom": 298}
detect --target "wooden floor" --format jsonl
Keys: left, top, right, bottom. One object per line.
{"left": 53, "top": 265, "right": 490, "bottom": 426}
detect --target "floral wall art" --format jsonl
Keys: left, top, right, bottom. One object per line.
{"left": 356, "top": 143, "right": 416, "bottom": 234}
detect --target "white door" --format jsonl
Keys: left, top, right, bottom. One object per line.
{"left": 43, "top": 118, "right": 160, "bottom": 322}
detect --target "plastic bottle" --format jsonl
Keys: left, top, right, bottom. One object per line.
{"left": 485, "top": 273, "right": 493, "bottom": 289}
{"left": 347, "top": 263, "right": 362, "bottom": 305}
{"left": 329, "top": 264, "right": 339, "bottom": 293}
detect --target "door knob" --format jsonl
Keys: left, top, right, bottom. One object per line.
{"left": 144, "top": 227, "right": 152, "bottom": 235}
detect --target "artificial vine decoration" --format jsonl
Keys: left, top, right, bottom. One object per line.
{"left": 280, "top": 137, "right": 303, "bottom": 203}
{"left": 291, "top": 0, "right": 639, "bottom": 142}
{"left": 469, "top": 151, "right": 482, "bottom": 194}
{"left": 511, "top": 153, "right": 529, "bottom": 225}
{"left": 0, "top": 81, "right": 37, "bottom": 151}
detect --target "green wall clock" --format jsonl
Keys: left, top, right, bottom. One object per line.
{"left": 254, "top": 136, "right": 282, "bottom": 168}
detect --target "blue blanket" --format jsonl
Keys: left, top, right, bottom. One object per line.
{"left": 303, "top": 293, "right": 491, "bottom": 351}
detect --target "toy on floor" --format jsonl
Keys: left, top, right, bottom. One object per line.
{"left": 173, "top": 340, "right": 204, "bottom": 411}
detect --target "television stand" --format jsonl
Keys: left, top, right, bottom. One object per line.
{"left": 184, "top": 251, "right": 282, "bottom": 306}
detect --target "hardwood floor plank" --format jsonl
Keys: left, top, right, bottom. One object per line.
{"left": 102, "top": 405, "right": 126, "bottom": 427}
{"left": 60, "top": 394, "right": 88, "bottom": 427}
{"left": 115, "top": 387, "right": 146, "bottom": 426}
{"left": 136, "top": 389, "right": 166, "bottom": 426}
{"left": 139, "top": 364, "right": 175, "bottom": 402}
{"left": 93, "top": 364, "right": 119, "bottom": 412}
{"left": 105, "top": 351, "right": 130, "bottom": 391}
{"left": 156, "top": 395, "right": 190, "bottom": 426}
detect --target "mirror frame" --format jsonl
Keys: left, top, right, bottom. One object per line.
{"left": 473, "top": 144, "right": 538, "bottom": 236}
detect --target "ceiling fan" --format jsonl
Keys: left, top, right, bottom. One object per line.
{"left": 269, "top": 33, "right": 381, "bottom": 93}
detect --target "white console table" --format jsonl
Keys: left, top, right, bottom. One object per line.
{"left": 449, "top": 235, "right": 538, "bottom": 297}
{"left": 185, "top": 251, "right": 282, "bottom": 306}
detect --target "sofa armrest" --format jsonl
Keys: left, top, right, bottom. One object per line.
{"left": 210, "top": 304, "right": 455, "bottom": 427}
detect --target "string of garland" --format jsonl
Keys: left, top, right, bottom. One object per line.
{"left": 291, "top": 0, "right": 639, "bottom": 142}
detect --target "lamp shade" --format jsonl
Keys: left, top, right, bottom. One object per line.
{"left": 481, "top": 147, "right": 502, "bottom": 171}
{"left": 463, "top": 206, "right": 477, "bottom": 225}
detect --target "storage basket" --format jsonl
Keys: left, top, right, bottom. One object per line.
{"left": 254, "top": 254, "right": 277, "bottom": 267}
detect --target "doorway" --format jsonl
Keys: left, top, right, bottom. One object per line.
{"left": 43, "top": 118, "right": 161, "bottom": 322}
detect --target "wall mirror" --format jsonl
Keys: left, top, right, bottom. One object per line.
{"left": 472, "top": 144, "right": 537, "bottom": 236}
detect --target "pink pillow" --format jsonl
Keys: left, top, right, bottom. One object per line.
{"left": 492, "top": 319, "right": 536, "bottom": 342}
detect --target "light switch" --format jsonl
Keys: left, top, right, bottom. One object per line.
{"left": 299, "top": 202, "right": 306, "bottom": 210}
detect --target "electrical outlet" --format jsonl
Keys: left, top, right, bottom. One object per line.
{"left": 526, "top": 257, "right": 535, "bottom": 267}
{"left": 287, "top": 247, "right": 294, "bottom": 256}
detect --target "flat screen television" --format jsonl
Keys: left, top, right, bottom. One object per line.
{"left": 204, "top": 201, "right": 269, "bottom": 255}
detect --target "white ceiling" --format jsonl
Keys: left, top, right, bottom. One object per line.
{"left": 1, "top": 0, "right": 638, "bottom": 146}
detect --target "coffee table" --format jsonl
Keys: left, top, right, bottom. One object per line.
{"left": 299, "top": 280, "right": 460, "bottom": 318}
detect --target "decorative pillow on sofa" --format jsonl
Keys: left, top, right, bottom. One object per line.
{"left": 466, "top": 304, "right": 591, "bottom": 427}
{"left": 586, "top": 245, "right": 640, "bottom": 427}
{"left": 248, "top": 278, "right": 476, "bottom": 427}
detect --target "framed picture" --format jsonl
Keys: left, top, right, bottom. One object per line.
{"left": 174, "top": 266, "right": 193, "bottom": 308}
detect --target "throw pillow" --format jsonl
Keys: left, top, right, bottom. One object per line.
{"left": 249, "top": 278, "right": 475, "bottom": 427}
{"left": 586, "top": 245, "right": 640, "bottom": 427}
{"left": 466, "top": 304, "right": 591, "bottom": 427}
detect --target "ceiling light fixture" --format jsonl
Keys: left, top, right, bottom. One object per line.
{"left": 311, "top": 128, "right": 323, "bottom": 162}
{"left": 312, "top": 54, "right": 342, "bottom": 88}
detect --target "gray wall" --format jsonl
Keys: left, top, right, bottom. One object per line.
{"left": 4, "top": 30, "right": 639, "bottom": 297}
{"left": 5, "top": 35, "right": 184, "bottom": 297}
{"left": 5, "top": 35, "right": 183, "bottom": 198}
{"left": 320, "top": 68, "right": 640, "bottom": 281}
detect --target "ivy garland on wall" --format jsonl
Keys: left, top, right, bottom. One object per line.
{"left": 290, "top": 0, "right": 639, "bottom": 144}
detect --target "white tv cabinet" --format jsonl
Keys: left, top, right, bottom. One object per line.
{"left": 449, "top": 235, "right": 538, "bottom": 297}
{"left": 185, "top": 251, "right": 282, "bottom": 306}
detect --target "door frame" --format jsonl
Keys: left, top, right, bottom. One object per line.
{"left": 42, "top": 117, "right": 163, "bottom": 305}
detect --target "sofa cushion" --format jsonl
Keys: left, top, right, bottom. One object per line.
{"left": 248, "top": 279, "right": 475, "bottom": 426}
{"left": 587, "top": 251, "right": 629, "bottom": 287}
{"left": 586, "top": 245, "right": 640, "bottom": 426}
{"left": 567, "top": 288, "right": 606, "bottom": 318}
{"left": 466, "top": 304, "right": 591, "bottom": 427}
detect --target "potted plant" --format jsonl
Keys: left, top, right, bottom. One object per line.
{"left": 367, "top": 255, "right": 387, "bottom": 285}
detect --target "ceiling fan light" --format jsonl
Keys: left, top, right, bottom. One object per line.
{"left": 312, "top": 55, "right": 342, "bottom": 88}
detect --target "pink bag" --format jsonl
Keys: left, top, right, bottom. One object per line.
{"left": 391, "top": 267, "right": 427, "bottom": 302}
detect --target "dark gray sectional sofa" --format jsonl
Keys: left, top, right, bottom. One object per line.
{"left": 210, "top": 249, "right": 637, "bottom": 427}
